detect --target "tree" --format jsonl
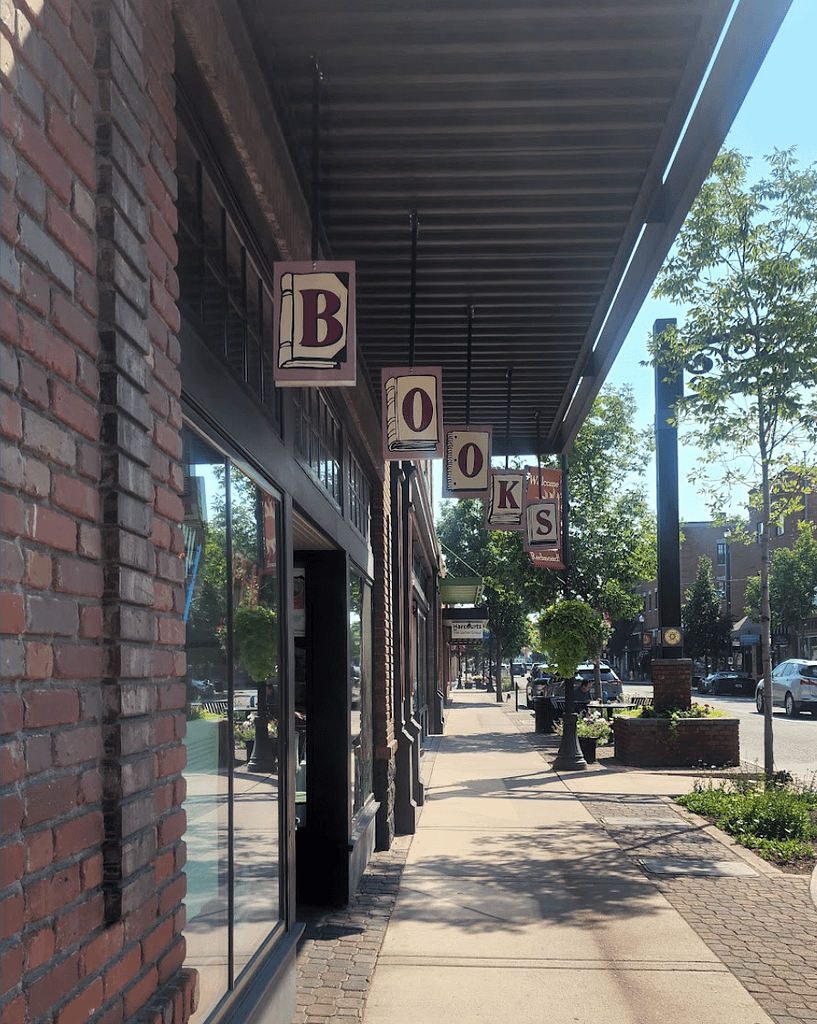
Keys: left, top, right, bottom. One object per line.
{"left": 547, "top": 385, "right": 656, "bottom": 694}
{"left": 681, "top": 556, "right": 732, "bottom": 670}
{"left": 650, "top": 147, "right": 817, "bottom": 775}
{"left": 744, "top": 522, "right": 817, "bottom": 656}
{"left": 437, "top": 500, "right": 558, "bottom": 701}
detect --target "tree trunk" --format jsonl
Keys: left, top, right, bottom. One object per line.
{"left": 760, "top": 458, "right": 774, "bottom": 776}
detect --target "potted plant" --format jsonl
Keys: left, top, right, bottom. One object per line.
{"left": 575, "top": 711, "right": 612, "bottom": 763}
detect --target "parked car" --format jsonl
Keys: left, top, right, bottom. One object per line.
{"left": 525, "top": 667, "right": 551, "bottom": 706}
{"left": 697, "top": 672, "right": 755, "bottom": 695}
{"left": 755, "top": 659, "right": 817, "bottom": 717}
{"left": 544, "top": 663, "right": 625, "bottom": 703}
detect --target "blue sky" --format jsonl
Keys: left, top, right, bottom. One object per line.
{"left": 606, "top": 0, "right": 817, "bottom": 523}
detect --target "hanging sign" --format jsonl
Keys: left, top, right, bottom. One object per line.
{"left": 484, "top": 469, "right": 524, "bottom": 530}
{"left": 523, "top": 467, "right": 565, "bottom": 569}
{"left": 381, "top": 366, "right": 444, "bottom": 460}
{"left": 451, "top": 619, "right": 488, "bottom": 639}
{"left": 442, "top": 424, "right": 492, "bottom": 498}
{"left": 272, "top": 261, "right": 356, "bottom": 386}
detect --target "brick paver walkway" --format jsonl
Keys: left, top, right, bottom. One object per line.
{"left": 294, "top": 706, "right": 817, "bottom": 1024}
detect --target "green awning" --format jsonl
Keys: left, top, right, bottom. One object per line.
{"left": 440, "top": 577, "right": 483, "bottom": 606}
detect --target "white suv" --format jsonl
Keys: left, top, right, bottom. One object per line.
{"left": 755, "top": 659, "right": 817, "bottom": 717}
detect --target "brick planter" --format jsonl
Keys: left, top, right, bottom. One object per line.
{"left": 613, "top": 716, "right": 739, "bottom": 767}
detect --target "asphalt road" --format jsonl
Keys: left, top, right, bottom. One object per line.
{"left": 626, "top": 681, "right": 817, "bottom": 784}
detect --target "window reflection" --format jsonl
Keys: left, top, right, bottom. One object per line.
{"left": 182, "top": 429, "right": 282, "bottom": 1022}
{"left": 350, "top": 573, "right": 373, "bottom": 816}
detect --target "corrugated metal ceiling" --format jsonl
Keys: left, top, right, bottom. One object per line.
{"left": 238, "top": 0, "right": 790, "bottom": 455}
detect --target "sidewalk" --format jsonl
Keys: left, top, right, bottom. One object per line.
{"left": 294, "top": 690, "right": 817, "bottom": 1024}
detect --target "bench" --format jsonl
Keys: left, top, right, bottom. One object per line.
{"left": 201, "top": 699, "right": 229, "bottom": 715}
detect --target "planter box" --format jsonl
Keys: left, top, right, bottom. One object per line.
{"left": 614, "top": 716, "right": 739, "bottom": 767}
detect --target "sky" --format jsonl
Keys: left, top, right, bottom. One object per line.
{"left": 604, "top": 0, "right": 817, "bottom": 523}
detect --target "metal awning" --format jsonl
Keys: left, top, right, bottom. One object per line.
{"left": 239, "top": 0, "right": 791, "bottom": 454}
{"left": 440, "top": 577, "right": 484, "bottom": 606}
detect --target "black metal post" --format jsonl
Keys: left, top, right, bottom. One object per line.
{"left": 654, "top": 318, "right": 682, "bottom": 658}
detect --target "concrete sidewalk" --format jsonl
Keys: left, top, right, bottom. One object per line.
{"left": 294, "top": 690, "right": 817, "bottom": 1024}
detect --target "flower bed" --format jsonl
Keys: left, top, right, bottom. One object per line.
{"left": 614, "top": 712, "right": 739, "bottom": 767}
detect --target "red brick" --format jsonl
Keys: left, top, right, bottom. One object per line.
{"left": 55, "top": 892, "right": 104, "bottom": 952}
{"left": 123, "top": 966, "right": 159, "bottom": 1019}
{"left": 52, "top": 382, "right": 100, "bottom": 440}
{"left": 25, "top": 864, "right": 81, "bottom": 924}
{"left": 1, "top": 399, "right": 23, "bottom": 442}
{"left": 18, "top": 117, "right": 73, "bottom": 205}
{"left": 1, "top": 591, "right": 25, "bottom": 633}
{"left": 19, "top": 359, "right": 49, "bottom": 409}
{"left": 25, "top": 924, "right": 56, "bottom": 971}
{"left": 25, "top": 550, "right": 53, "bottom": 589}
{"left": 26, "top": 950, "right": 81, "bottom": 1018}
{"left": 1, "top": 840, "right": 26, "bottom": 887}
{"left": 52, "top": 812, "right": 102, "bottom": 861}
{"left": 28, "top": 504, "right": 77, "bottom": 551}
{"left": 24, "top": 776, "right": 78, "bottom": 828}
{"left": 82, "top": 920, "right": 125, "bottom": 976}
{"left": 1, "top": 892, "right": 24, "bottom": 940}
{"left": 46, "top": 106, "right": 95, "bottom": 192}
{"left": 52, "top": 474, "right": 99, "bottom": 521}
{"left": 81, "top": 851, "right": 103, "bottom": 891}
{"left": 20, "top": 263, "right": 50, "bottom": 316}
{"left": 157, "top": 808, "right": 185, "bottom": 850}
{"left": 79, "top": 605, "right": 103, "bottom": 639}
{"left": 24, "top": 688, "right": 79, "bottom": 728}
{"left": 1, "top": 993, "right": 26, "bottom": 1024}
{"left": 0, "top": 740, "right": 25, "bottom": 784}
{"left": 157, "top": 874, "right": 186, "bottom": 918}
{"left": 157, "top": 937, "right": 186, "bottom": 985}
{"left": 54, "top": 555, "right": 103, "bottom": 597}
{"left": 25, "top": 642, "right": 55, "bottom": 679}
{"left": 55, "top": 977, "right": 104, "bottom": 1024}
{"left": 102, "top": 944, "right": 141, "bottom": 1002}
{"left": 51, "top": 291, "right": 97, "bottom": 356}
{"left": 78, "top": 767, "right": 101, "bottom": 805}
{"left": 53, "top": 725, "right": 103, "bottom": 767}
{"left": 20, "top": 314, "right": 76, "bottom": 382}
{"left": 0, "top": 942, "right": 24, "bottom": 997}
{"left": 25, "top": 828, "right": 54, "bottom": 872}
{"left": 0, "top": 497, "right": 25, "bottom": 547}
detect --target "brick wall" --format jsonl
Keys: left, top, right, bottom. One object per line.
{"left": 1, "top": 1, "right": 193, "bottom": 1022}
{"left": 653, "top": 658, "right": 693, "bottom": 711}
{"left": 613, "top": 717, "right": 740, "bottom": 768}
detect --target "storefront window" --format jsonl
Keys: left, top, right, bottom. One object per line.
{"left": 350, "top": 572, "right": 373, "bottom": 816}
{"left": 181, "top": 426, "right": 283, "bottom": 1022}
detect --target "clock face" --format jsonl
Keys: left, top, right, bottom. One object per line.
{"left": 664, "top": 628, "right": 682, "bottom": 646}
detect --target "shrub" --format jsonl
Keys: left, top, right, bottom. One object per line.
{"left": 676, "top": 777, "right": 817, "bottom": 865}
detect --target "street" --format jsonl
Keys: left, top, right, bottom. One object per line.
{"left": 627, "top": 682, "right": 817, "bottom": 783}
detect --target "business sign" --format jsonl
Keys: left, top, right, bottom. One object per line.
{"left": 484, "top": 469, "right": 525, "bottom": 530}
{"left": 273, "top": 261, "right": 356, "bottom": 386}
{"left": 523, "top": 467, "right": 564, "bottom": 569}
{"left": 442, "top": 424, "right": 492, "bottom": 498}
{"left": 451, "top": 620, "right": 488, "bottom": 639}
{"left": 381, "top": 366, "right": 444, "bottom": 460}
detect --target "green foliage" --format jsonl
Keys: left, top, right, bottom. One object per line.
{"left": 549, "top": 386, "right": 656, "bottom": 623}
{"left": 676, "top": 777, "right": 817, "bottom": 865}
{"left": 232, "top": 604, "right": 277, "bottom": 682}
{"left": 650, "top": 147, "right": 817, "bottom": 520}
{"left": 681, "top": 556, "right": 732, "bottom": 666}
{"left": 575, "top": 710, "right": 612, "bottom": 744}
{"left": 538, "top": 599, "right": 610, "bottom": 679}
{"left": 744, "top": 521, "right": 817, "bottom": 630}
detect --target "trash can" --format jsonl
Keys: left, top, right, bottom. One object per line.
{"left": 533, "top": 696, "right": 555, "bottom": 734}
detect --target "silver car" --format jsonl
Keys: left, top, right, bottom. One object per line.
{"left": 755, "top": 659, "right": 817, "bottom": 717}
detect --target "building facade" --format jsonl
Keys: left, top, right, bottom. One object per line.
{"left": 1, "top": 3, "right": 441, "bottom": 1024}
